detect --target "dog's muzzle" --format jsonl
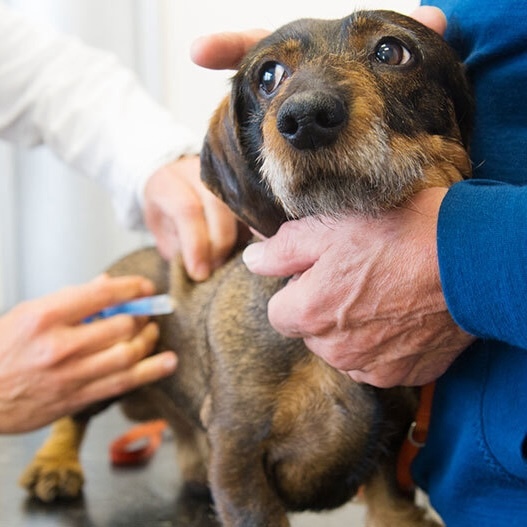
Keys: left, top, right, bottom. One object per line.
{"left": 277, "top": 91, "right": 348, "bottom": 150}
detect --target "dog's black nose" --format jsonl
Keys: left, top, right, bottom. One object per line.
{"left": 277, "top": 91, "right": 347, "bottom": 150}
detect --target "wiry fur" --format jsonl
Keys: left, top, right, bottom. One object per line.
{"left": 202, "top": 11, "right": 472, "bottom": 233}
{"left": 21, "top": 10, "right": 472, "bottom": 527}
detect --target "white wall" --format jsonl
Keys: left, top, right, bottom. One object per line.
{"left": 0, "top": 0, "right": 158, "bottom": 310}
{"left": 0, "top": 0, "right": 419, "bottom": 311}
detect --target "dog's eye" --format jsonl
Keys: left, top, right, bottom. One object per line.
{"left": 259, "top": 62, "right": 288, "bottom": 95}
{"left": 375, "top": 40, "right": 412, "bottom": 66}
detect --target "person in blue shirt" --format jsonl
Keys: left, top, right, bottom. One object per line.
{"left": 192, "top": 3, "right": 527, "bottom": 524}
{"left": 413, "top": 2, "right": 527, "bottom": 525}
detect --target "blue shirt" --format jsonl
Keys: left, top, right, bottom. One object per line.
{"left": 413, "top": 2, "right": 527, "bottom": 525}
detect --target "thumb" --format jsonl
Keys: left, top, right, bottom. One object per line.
{"left": 410, "top": 6, "right": 447, "bottom": 35}
{"left": 242, "top": 218, "right": 326, "bottom": 277}
{"left": 191, "top": 29, "right": 270, "bottom": 70}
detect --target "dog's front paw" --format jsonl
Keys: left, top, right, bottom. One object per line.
{"left": 19, "top": 454, "right": 84, "bottom": 502}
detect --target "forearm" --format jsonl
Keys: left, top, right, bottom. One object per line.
{"left": 0, "top": 4, "right": 200, "bottom": 228}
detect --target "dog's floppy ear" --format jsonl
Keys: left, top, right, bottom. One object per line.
{"left": 201, "top": 97, "right": 287, "bottom": 238}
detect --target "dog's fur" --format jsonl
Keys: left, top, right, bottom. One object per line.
{"left": 20, "top": 11, "right": 473, "bottom": 527}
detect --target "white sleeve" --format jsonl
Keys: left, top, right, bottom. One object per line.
{"left": 0, "top": 3, "right": 201, "bottom": 229}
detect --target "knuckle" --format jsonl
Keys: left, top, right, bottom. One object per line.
{"left": 85, "top": 280, "right": 116, "bottom": 309}
{"left": 113, "top": 343, "right": 139, "bottom": 369}
{"left": 307, "top": 331, "right": 373, "bottom": 373}
{"left": 110, "top": 379, "right": 130, "bottom": 396}
{"left": 273, "top": 226, "right": 300, "bottom": 261}
{"left": 116, "top": 333, "right": 153, "bottom": 368}
{"left": 342, "top": 327, "right": 384, "bottom": 358}
{"left": 367, "top": 374, "right": 398, "bottom": 389}
{"left": 93, "top": 280, "right": 125, "bottom": 307}
{"left": 347, "top": 370, "right": 367, "bottom": 384}
{"left": 109, "top": 315, "right": 146, "bottom": 344}
{"left": 86, "top": 375, "right": 130, "bottom": 402}
{"left": 268, "top": 292, "right": 322, "bottom": 337}
{"left": 35, "top": 332, "right": 72, "bottom": 367}
{"left": 113, "top": 314, "right": 140, "bottom": 337}
{"left": 350, "top": 365, "right": 401, "bottom": 389}
{"left": 178, "top": 199, "right": 205, "bottom": 221}
{"left": 13, "top": 301, "right": 54, "bottom": 336}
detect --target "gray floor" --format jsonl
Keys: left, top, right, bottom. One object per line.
{"left": 0, "top": 407, "right": 366, "bottom": 527}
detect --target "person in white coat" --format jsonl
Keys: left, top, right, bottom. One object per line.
{"left": 0, "top": 3, "right": 239, "bottom": 433}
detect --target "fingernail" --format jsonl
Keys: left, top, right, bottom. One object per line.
{"left": 162, "top": 352, "right": 178, "bottom": 371}
{"left": 192, "top": 263, "right": 211, "bottom": 282}
{"left": 242, "top": 242, "right": 264, "bottom": 269}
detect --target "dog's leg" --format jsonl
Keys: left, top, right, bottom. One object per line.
{"left": 19, "top": 416, "right": 87, "bottom": 502}
{"left": 207, "top": 424, "right": 290, "bottom": 527}
{"left": 362, "top": 470, "right": 443, "bottom": 527}
{"left": 120, "top": 387, "right": 210, "bottom": 492}
{"left": 172, "top": 418, "right": 209, "bottom": 492}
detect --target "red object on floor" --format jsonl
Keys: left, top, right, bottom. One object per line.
{"left": 110, "top": 419, "right": 168, "bottom": 466}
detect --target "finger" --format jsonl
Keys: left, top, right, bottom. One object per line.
{"left": 144, "top": 201, "right": 181, "bottom": 261}
{"left": 346, "top": 369, "right": 402, "bottom": 389}
{"left": 304, "top": 334, "right": 373, "bottom": 373}
{"left": 242, "top": 218, "right": 327, "bottom": 277}
{"left": 167, "top": 161, "right": 217, "bottom": 281}
{"left": 41, "top": 316, "right": 151, "bottom": 367}
{"left": 200, "top": 188, "right": 239, "bottom": 269}
{"left": 29, "top": 275, "right": 155, "bottom": 327}
{"left": 175, "top": 198, "right": 213, "bottom": 281}
{"left": 59, "top": 315, "right": 150, "bottom": 361}
{"left": 70, "top": 322, "right": 160, "bottom": 382}
{"left": 266, "top": 269, "right": 324, "bottom": 338}
{"left": 145, "top": 160, "right": 212, "bottom": 275}
{"left": 190, "top": 29, "right": 270, "bottom": 70}
{"left": 410, "top": 6, "right": 447, "bottom": 35}
{"left": 346, "top": 370, "right": 370, "bottom": 385}
{"left": 346, "top": 358, "right": 420, "bottom": 389}
{"left": 75, "top": 350, "right": 178, "bottom": 407}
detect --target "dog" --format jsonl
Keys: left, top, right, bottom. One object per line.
{"left": 20, "top": 10, "right": 472, "bottom": 527}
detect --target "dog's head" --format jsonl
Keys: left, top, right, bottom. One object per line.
{"left": 201, "top": 10, "right": 473, "bottom": 237}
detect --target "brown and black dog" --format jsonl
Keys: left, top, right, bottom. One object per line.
{"left": 20, "top": 10, "right": 472, "bottom": 527}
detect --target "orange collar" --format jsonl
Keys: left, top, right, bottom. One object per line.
{"left": 396, "top": 381, "right": 436, "bottom": 495}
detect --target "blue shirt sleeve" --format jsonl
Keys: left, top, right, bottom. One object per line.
{"left": 422, "top": 0, "right": 527, "bottom": 348}
{"left": 438, "top": 180, "right": 527, "bottom": 348}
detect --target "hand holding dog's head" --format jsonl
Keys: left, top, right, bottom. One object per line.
{"left": 201, "top": 10, "right": 473, "bottom": 237}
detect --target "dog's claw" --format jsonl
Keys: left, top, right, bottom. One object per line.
{"left": 19, "top": 457, "right": 84, "bottom": 502}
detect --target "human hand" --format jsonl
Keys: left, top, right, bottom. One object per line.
{"left": 0, "top": 275, "right": 177, "bottom": 433}
{"left": 410, "top": 6, "right": 447, "bottom": 35}
{"left": 243, "top": 189, "right": 475, "bottom": 388}
{"left": 191, "top": 29, "right": 270, "bottom": 70}
{"left": 190, "top": 7, "right": 446, "bottom": 71}
{"left": 144, "top": 156, "right": 245, "bottom": 281}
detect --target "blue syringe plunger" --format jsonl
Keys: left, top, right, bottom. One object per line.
{"left": 84, "top": 294, "right": 174, "bottom": 322}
